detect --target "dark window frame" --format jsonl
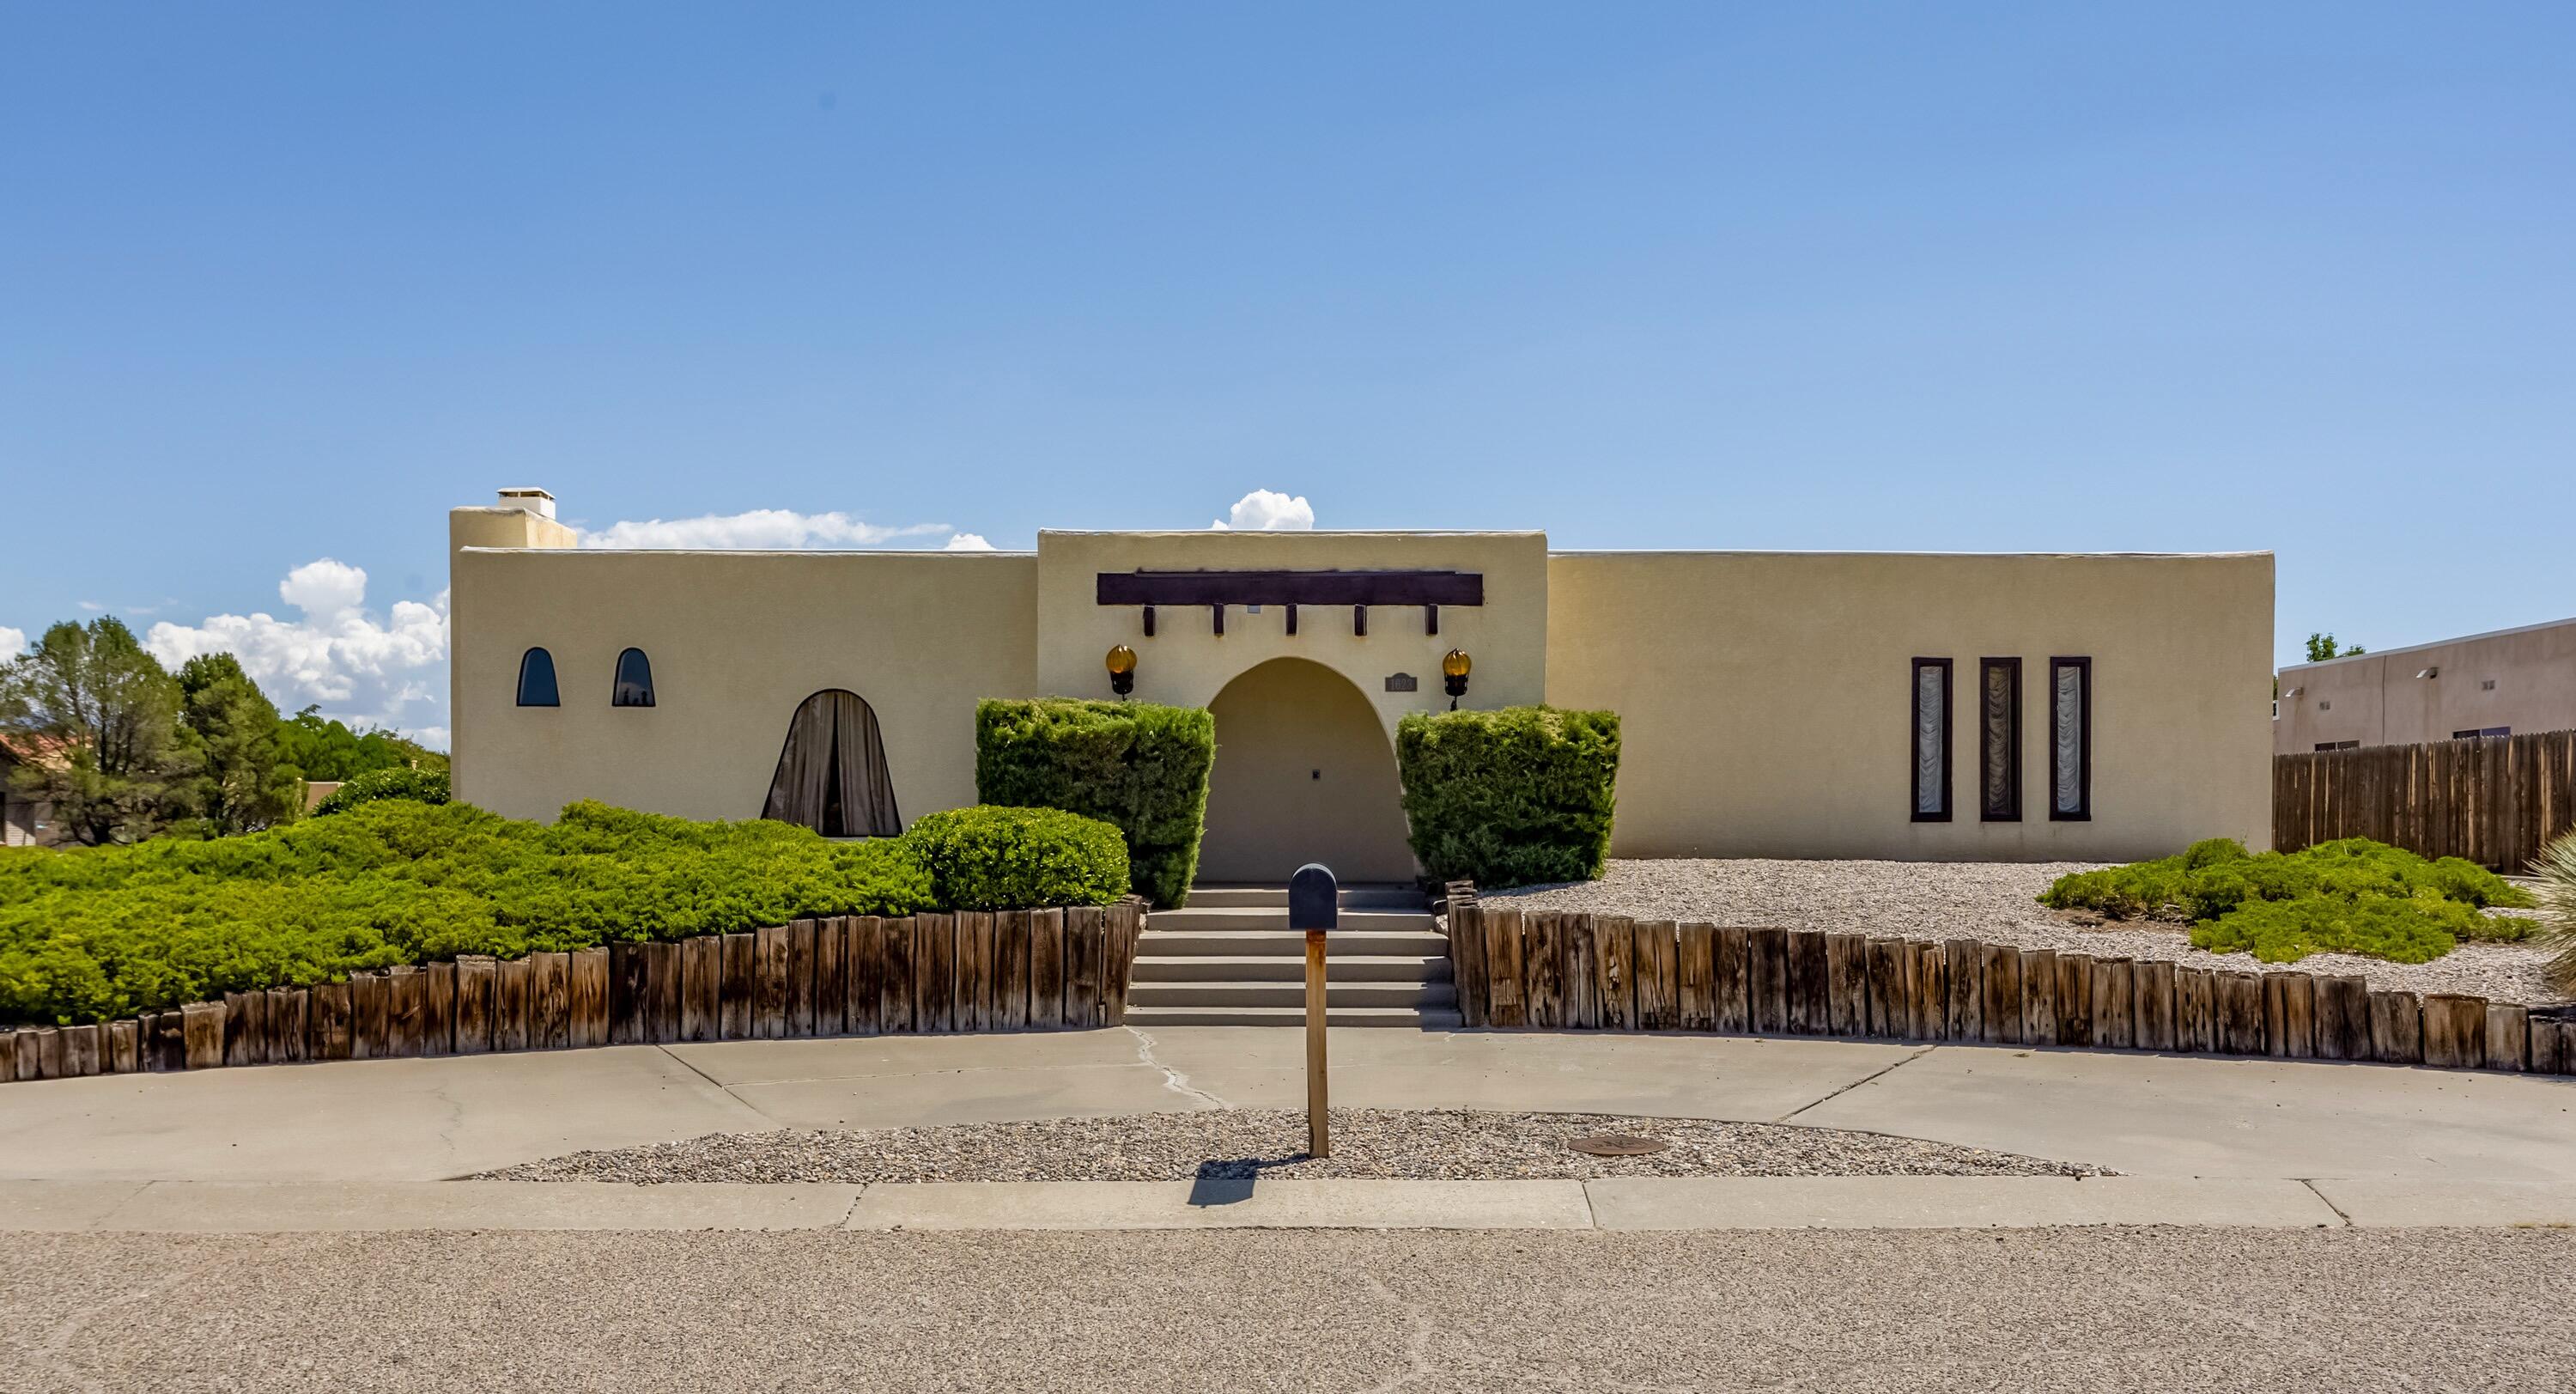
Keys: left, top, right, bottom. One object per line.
{"left": 515, "top": 648, "right": 560, "bottom": 708}
{"left": 1911, "top": 657, "right": 1953, "bottom": 823}
{"left": 2048, "top": 655, "right": 2093, "bottom": 822}
{"left": 611, "top": 648, "right": 656, "bottom": 709}
{"left": 1978, "top": 657, "right": 2021, "bottom": 822}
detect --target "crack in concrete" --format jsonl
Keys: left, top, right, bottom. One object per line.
{"left": 1124, "top": 1026, "right": 1226, "bottom": 1109}
{"left": 1352, "top": 1270, "right": 1439, "bottom": 1394}
{"left": 1772, "top": 1044, "right": 1935, "bottom": 1123}
{"left": 2300, "top": 1178, "right": 2356, "bottom": 1227}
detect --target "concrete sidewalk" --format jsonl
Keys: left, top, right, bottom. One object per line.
{"left": 0, "top": 1026, "right": 2569, "bottom": 1184}
{"left": 6, "top": 1175, "right": 2575, "bottom": 1233}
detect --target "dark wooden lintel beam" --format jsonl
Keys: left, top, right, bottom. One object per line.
{"left": 1097, "top": 569, "right": 1484, "bottom": 608}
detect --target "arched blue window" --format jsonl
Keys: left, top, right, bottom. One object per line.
{"left": 612, "top": 648, "right": 656, "bottom": 708}
{"left": 515, "top": 648, "right": 559, "bottom": 707}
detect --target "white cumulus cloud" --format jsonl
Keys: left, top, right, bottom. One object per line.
{"left": 942, "top": 533, "right": 996, "bottom": 551}
{"left": 577, "top": 508, "right": 962, "bottom": 551}
{"left": 1211, "top": 489, "right": 1315, "bottom": 531}
{"left": 0, "top": 625, "right": 24, "bottom": 656}
{"left": 146, "top": 560, "right": 449, "bottom": 739}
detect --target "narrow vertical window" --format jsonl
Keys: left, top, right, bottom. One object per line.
{"left": 1911, "top": 658, "right": 1951, "bottom": 822}
{"left": 1979, "top": 658, "right": 2020, "bottom": 821}
{"left": 2050, "top": 656, "right": 2091, "bottom": 820}
{"left": 516, "top": 648, "right": 559, "bottom": 707}
{"left": 612, "top": 648, "right": 656, "bottom": 708}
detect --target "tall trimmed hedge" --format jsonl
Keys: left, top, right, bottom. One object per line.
{"left": 975, "top": 698, "right": 1215, "bottom": 908}
{"left": 1395, "top": 705, "right": 1620, "bottom": 888}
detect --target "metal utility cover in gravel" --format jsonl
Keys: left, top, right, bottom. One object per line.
{"left": 476, "top": 1110, "right": 2107, "bottom": 1184}
{"left": 1483, "top": 857, "right": 2568, "bottom": 1007}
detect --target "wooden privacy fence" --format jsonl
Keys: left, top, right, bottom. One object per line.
{"left": 2274, "top": 730, "right": 2576, "bottom": 868}
{"left": 0, "top": 901, "right": 1145, "bottom": 1085}
{"left": 1444, "top": 892, "right": 2576, "bottom": 1079}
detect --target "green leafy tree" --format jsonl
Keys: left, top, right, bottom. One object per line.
{"left": 2304, "top": 632, "right": 2366, "bottom": 662}
{"left": 275, "top": 707, "right": 447, "bottom": 782}
{"left": 0, "top": 618, "right": 197, "bottom": 844}
{"left": 176, "top": 653, "right": 303, "bottom": 835}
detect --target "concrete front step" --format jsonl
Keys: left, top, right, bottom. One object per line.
{"left": 1128, "top": 978, "right": 1457, "bottom": 1009}
{"left": 1138, "top": 929, "right": 1453, "bottom": 959}
{"left": 1146, "top": 907, "right": 1439, "bottom": 934}
{"left": 1123, "top": 1004, "right": 1464, "bottom": 1028}
{"left": 1130, "top": 953, "right": 1453, "bottom": 984}
{"left": 1184, "top": 886, "right": 1429, "bottom": 911}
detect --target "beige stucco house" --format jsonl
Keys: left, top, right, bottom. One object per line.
{"left": 2274, "top": 616, "right": 2576, "bottom": 755}
{"left": 450, "top": 490, "right": 2274, "bottom": 881}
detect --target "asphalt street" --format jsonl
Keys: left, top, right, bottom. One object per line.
{"left": 3, "top": 1225, "right": 2569, "bottom": 1392}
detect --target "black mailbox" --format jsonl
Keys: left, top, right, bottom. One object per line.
{"left": 1289, "top": 863, "right": 1338, "bottom": 932}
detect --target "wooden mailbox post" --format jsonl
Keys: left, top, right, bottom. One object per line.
{"left": 1290, "top": 862, "right": 1338, "bottom": 1159}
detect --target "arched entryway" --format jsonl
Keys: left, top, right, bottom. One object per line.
{"left": 1198, "top": 657, "right": 1414, "bottom": 885}
{"left": 762, "top": 690, "right": 902, "bottom": 837}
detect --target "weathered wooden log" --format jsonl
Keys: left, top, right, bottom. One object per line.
{"left": 2133, "top": 959, "right": 2175, "bottom": 1052}
{"left": 0, "top": 1030, "right": 15, "bottom": 1082}
{"left": 1448, "top": 900, "right": 1486, "bottom": 1027}
{"left": 2557, "top": 1020, "right": 2576, "bottom": 1076}
{"left": 2263, "top": 973, "right": 2316, "bottom": 1060}
{"left": 1590, "top": 913, "right": 1634, "bottom": 1030}
{"left": 1522, "top": 911, "right": 1564, "bottom": 1031}
{"left": 568, "top": 947, "right": 611, "bottom": 1049}
{"left": 149, "top": 1009, "right": 188, "bottom": 1072}
{"left": 754, "top": 924, "right": 792, "bottom": 1040}
{"left": 677, "top": 937, "right": 719, "bottom": 1044}
{"left": 1743, "top": 927, "right": 1786, "bottom": 1035}
{"left": 845, "top": 916, "right": 884, "bottom": 1035}
{"left": 1564, "top": 912, "right": 1604, "bottom": 1029}
{"left": 816, "top": 917, "right": 850, "bottom": 1037}
{"left": 989, "top": 912, "right": 1027, "bottom": 1032}
{"left": 182, "top": 1001, "right": 227, "bottom": 1069}
{"left": 1906, "top": 940, "right": 1946, "bottom": 1041}
{"left": 1066, "top": 905, "right": 1104, "bottom": 1028}
{"left": 453, "top": 955, "right": 494, "bottom": 1055}
{"left": 1864, "top": 938, "right": 1904, "bottom": 1038}
{"left": 951, "top": 911, "right": 987, "bottom": 1034}
{"left": 307, "top": 981, "right": 350, "bottom": 1062}
{"left": 493, "top": 955, "right": 531, "bottom": 1052}
{"left": 610, "top": 942, "right": 647, "bottom": 1046}
{"left": 2486, "top": 1003, "right": 2529, "bottom": 1072}
{"left": 351, "top": 971, "right": 392, "bottom": 1061}
{"left": 531, "top": 952, "right": 569, "bottom": 1050}
{"left": 2313, "top": 975, "right": 2371, "bottom": 1061}
{"left": 787, "top": 918, "right": 820, "bottom": 1038}
{"left": 58, "top": 1023, "right": 101, "bottom": 1077}
{"left": 21, "top": 1026, "right": 59, "bottom": 1079}
{"left": 223, "top": 992, "right": 260, "bottom": 1067}
{"left": 2020, "top": 948, "right": 2057, "bottom": 1046}
{"left": 886, "top": 907, "right": 927, "bottom": 1026}
{"left": 913, "top": 914, "right": 954, "bottom": 1033}
{"left": 717, "top": 933, "right": 755, "bottom": 1041}
{"left": 422, "top": 962, "right": 455, "bottom": 1056}
{"left": 109, "top": 1018, "right": 143, "bottom": 1074}
{"left": 2172, "top": 967, "right": 2211, "bottom": 1053}
{"left": 2420, "top": 993, "right": 2487, "bottom": 1069}
{"left": 1020, "top": 910, "right": 1056, "bottom": 1032}
{"left": 2053, "top": 953, "right": 2092, "bottom": 1047}
{"left": 1105, "top": 900, "right": 1142, "bottom": 1025}
{"left": 2089, "top": 959, "right": 2134, "bottom": 1050}
{"left": 1480, "top": 908, "right": 1524, "bottom": 1028}
{"left": 1982, "top": 944, "right": 2022, "bottom": 1045}
{"left": 388, "top": 966, "right": 425, "bottom": 1058}
{"left": 2367, "top": 989, "right": 2421, "bottom": 1064}
{"left": 1786, "top": 931, "right": 1829, "bottom": 1035}
{"left": 1635, "top": 920, "right": 1679, "bottom": 1031}
{"left": 646, "top": 940, "right": 681, "bottom": 1044}
{"left": 2217, "top": 972, "right": 2265, "bottom": 1055}
{"left": 1942, "top": 940, "right": 1984, "bottom": 1043}
{"left": 2534, "top": 1017, "right": 2571, "bottom": 1074}
{"left": 1826, "top": 933, "right": 1867, "bottom": 1037}
{"left": 1710, "top": 925, "right": 1749, "bottom": 1033}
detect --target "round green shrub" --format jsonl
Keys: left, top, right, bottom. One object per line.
{"left": 2189, "top": 894, "right": 2477, "bottom": 965}
{"left": 902, "top": 805, "right": 1130, "bottom": 912}
{"left": 312, "top": 766, "right": 450, "bottom": 816}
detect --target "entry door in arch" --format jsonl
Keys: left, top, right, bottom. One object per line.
{"left": 762, "top": 691, "right": 902, "bottom": 837}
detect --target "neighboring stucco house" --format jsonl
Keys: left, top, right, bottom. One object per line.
{"left": 2275, "top": 617, "right": 2576, "bottom": 755}
{"left": 450, "top": 490, "right": 2274, "bottom": 880}
{"left": 0, "top": 737, "right": 64, "bottom": 848}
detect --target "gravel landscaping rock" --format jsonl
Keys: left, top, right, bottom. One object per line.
{"left": 476, "top": 1109, "right": 2106, "bottom": 1184}
{"left": 1483, "top": 858, "right": 2569, "bottom": 1007}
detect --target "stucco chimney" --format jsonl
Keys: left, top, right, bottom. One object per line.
{"left": 496, "top": 487, "right": 557, "bottom": 520}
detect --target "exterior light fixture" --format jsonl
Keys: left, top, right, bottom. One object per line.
{"left": 1106, "top": 644, "right": 1138, "bottom": 698}
{"left": 1442, "top": 648, "right": 1472, "bottom": 709}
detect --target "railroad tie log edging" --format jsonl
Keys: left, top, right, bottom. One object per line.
{"left": 0, "top": 900, "right": 1147, "bottom": 1084}
{"left": 1442, "top": 897, "right": 2576, "bottom": 1080}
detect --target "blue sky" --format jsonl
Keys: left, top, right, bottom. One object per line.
{"left": 5, "top": 3, "right": 2571, "bottom": 746}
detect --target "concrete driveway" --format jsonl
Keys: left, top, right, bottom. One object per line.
{"left": 2, "top": 1027, "right": 2568, "bottom": 1184}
